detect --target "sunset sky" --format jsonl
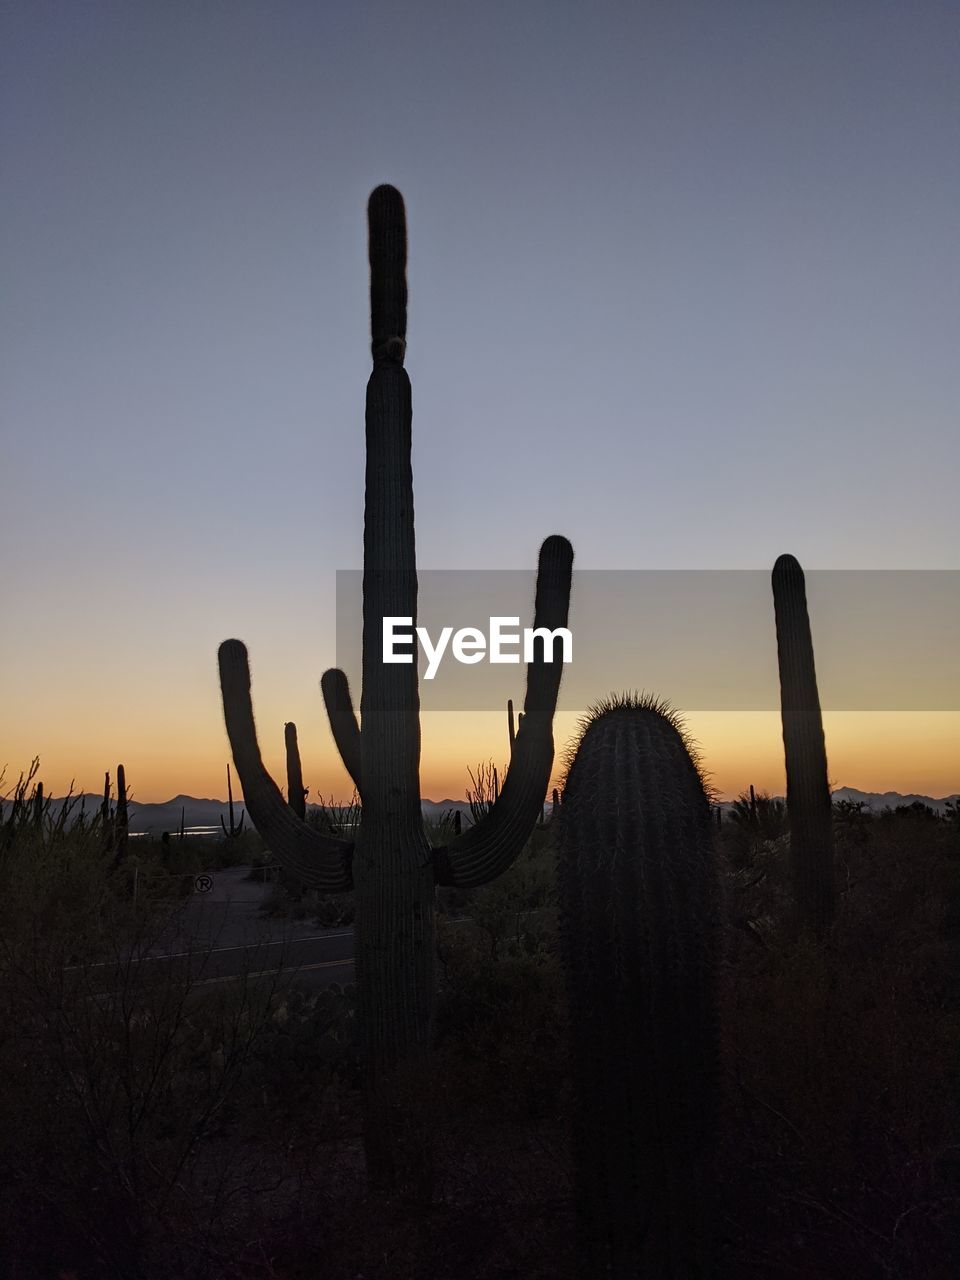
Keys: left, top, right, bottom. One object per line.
{"left": 2, "top": 2, "right": 958, "bottom": 804}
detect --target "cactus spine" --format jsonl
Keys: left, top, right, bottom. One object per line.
{"left": 220, "top": 762, "right": 246, "bottom": 838}
{"left": 558, "top": 695, "right": 721, "bottom": 1278}
{"left": 217, "top": 186, "right": 572, "bottom": 1195}
{"left": 772, "top": 554, "right": 835, "bottom": 936}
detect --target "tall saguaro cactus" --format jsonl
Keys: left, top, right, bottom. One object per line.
{"left": 772, "top": 553, "right": 835, "bottom": 936}
{"left": 217, "top": 185, "right": 573, "bottom": 1194}
{"left": 557, "top": 695, "right": 721, "bottom": 1279}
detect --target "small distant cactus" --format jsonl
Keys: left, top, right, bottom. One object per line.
{"left": 220, "top": 762, "right": 246, "bottom": 838}
{"left": 100, "top": 771, "right": 111, "bottom": 837}
{"left": 772, "top": 554, "right": 835, "bottom": 936}
{"left": 558, "top": 694, "right": 721, "bottom": 1278}
{"left": 114, "top": 764, "right": 129, "bottom": 863}
{"left": 284, "top": 722, "right": 307, "bottom": 820}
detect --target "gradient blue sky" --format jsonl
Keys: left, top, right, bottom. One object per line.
{"left": 2, "top": 1, "right": 958, "bottom": 800}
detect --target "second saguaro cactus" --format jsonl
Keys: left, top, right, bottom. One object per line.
{"left": 772, "top": 553, "right": 835, "bottom": 936}
{"left": 218, "top": 186, "right": 572, "bottom": 1194}
{"left": 557, "top": 695, "right": 721, "bottom": 1278}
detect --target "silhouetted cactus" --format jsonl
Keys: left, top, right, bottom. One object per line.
{"left": 557, "top": 695, "right": 721, "bottom": 1278}
{"left": 98, "top": 770, "right": 116, "bottom": 853}
{"left": 114, "top": 764, "right": 128, "bottom": 864}
{"left": 217, "top": 185, "right": 572, "bottom": 1195}
{"left": 220, "top": 762, "right": 245, "bottom": 838}
{"left": 100, "top": 770, "right": 110, "bottom": 830}
{"left": 772, "top": 553, "right": 835, "bottom": 936}
{"left": 284, "top": 722, "right": 307, "bottom": 820}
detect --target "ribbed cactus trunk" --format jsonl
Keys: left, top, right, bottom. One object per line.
{"left": 772, "top": 554, "right": 835, "bottom": 937}
{"left": 558, "top": 697, "right": 721, "bottom": 1279}
{"left": 355, "top": 184, "right": 435, "bottom": 1194}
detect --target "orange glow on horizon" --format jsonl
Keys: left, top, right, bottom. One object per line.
{"left": 6, "top": 710, "right": 958, "bottom": 806}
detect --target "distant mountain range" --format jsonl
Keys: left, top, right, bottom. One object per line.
{"left": 827, "top": 786, "right": 958, "bottom": 814}
{"left": 0, "top": 792, "right": 481, "bottom": 834}
{"left": 716, "top": 786, "right": 958, "bottom": 814}
{"left": 4, "top": 787, "right": 956, "bottom": 833}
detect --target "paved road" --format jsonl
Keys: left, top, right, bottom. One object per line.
{"left": 85, "top": 865, "right": 486, "bottom": 994}
{"left": 79, "top": 865, "right": 357, "bottom": 994}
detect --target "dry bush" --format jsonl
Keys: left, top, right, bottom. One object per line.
{"left": 718, "top": 807, "right": 959, "bottom": 1277}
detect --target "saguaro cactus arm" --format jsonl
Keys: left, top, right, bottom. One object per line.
{"left": 218, "top": 639, "right": 352, "bottom": 890}
{"left": 434, "top": 533, "right": 573, "bottom": 887}
{"left": 320, "top": 668, "right": 363, "bottom": 795}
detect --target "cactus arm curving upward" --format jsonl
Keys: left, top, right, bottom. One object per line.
{"left": 284, "top": 722, "right": 307, "bottom": 819}
{"left": 433, "top": 534, "right": 573, "bottom": 887}
{"left": 218, "top": 639, "right": 352, "bottom": 890}
{"left": 320, "top": 668, "right": 363, "bottom": 795}
{"left": 772, "top": 553, "right": 835, "bottom": 936}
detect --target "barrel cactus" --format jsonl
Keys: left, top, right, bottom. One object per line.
{"left": 557, "top": 694, "right": 722, "bottom": 1278}
{"left": 217, "top": 185, "right": 572, "bottom": 1194}
{"left": 772, "top": 553, "right": 835, "bottom": 936}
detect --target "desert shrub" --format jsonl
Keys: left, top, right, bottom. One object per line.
{"left": 719, "top": 803, "right": 959, "bottom": 1277}
{"left": 238, "top": 983, "right": 360, "bottom": 1135}
{"left": 434, "top": 913, "right": 567, "bottom": 1122}
{"left": 258, "top": 880, "right": 355, "bottom": 927}
{"left": 0, "top": 777, "right": 295, "bottom": 1278}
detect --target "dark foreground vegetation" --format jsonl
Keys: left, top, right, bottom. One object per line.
{"left": 1, "top": 766, "right": 957, "bottom": 1279}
